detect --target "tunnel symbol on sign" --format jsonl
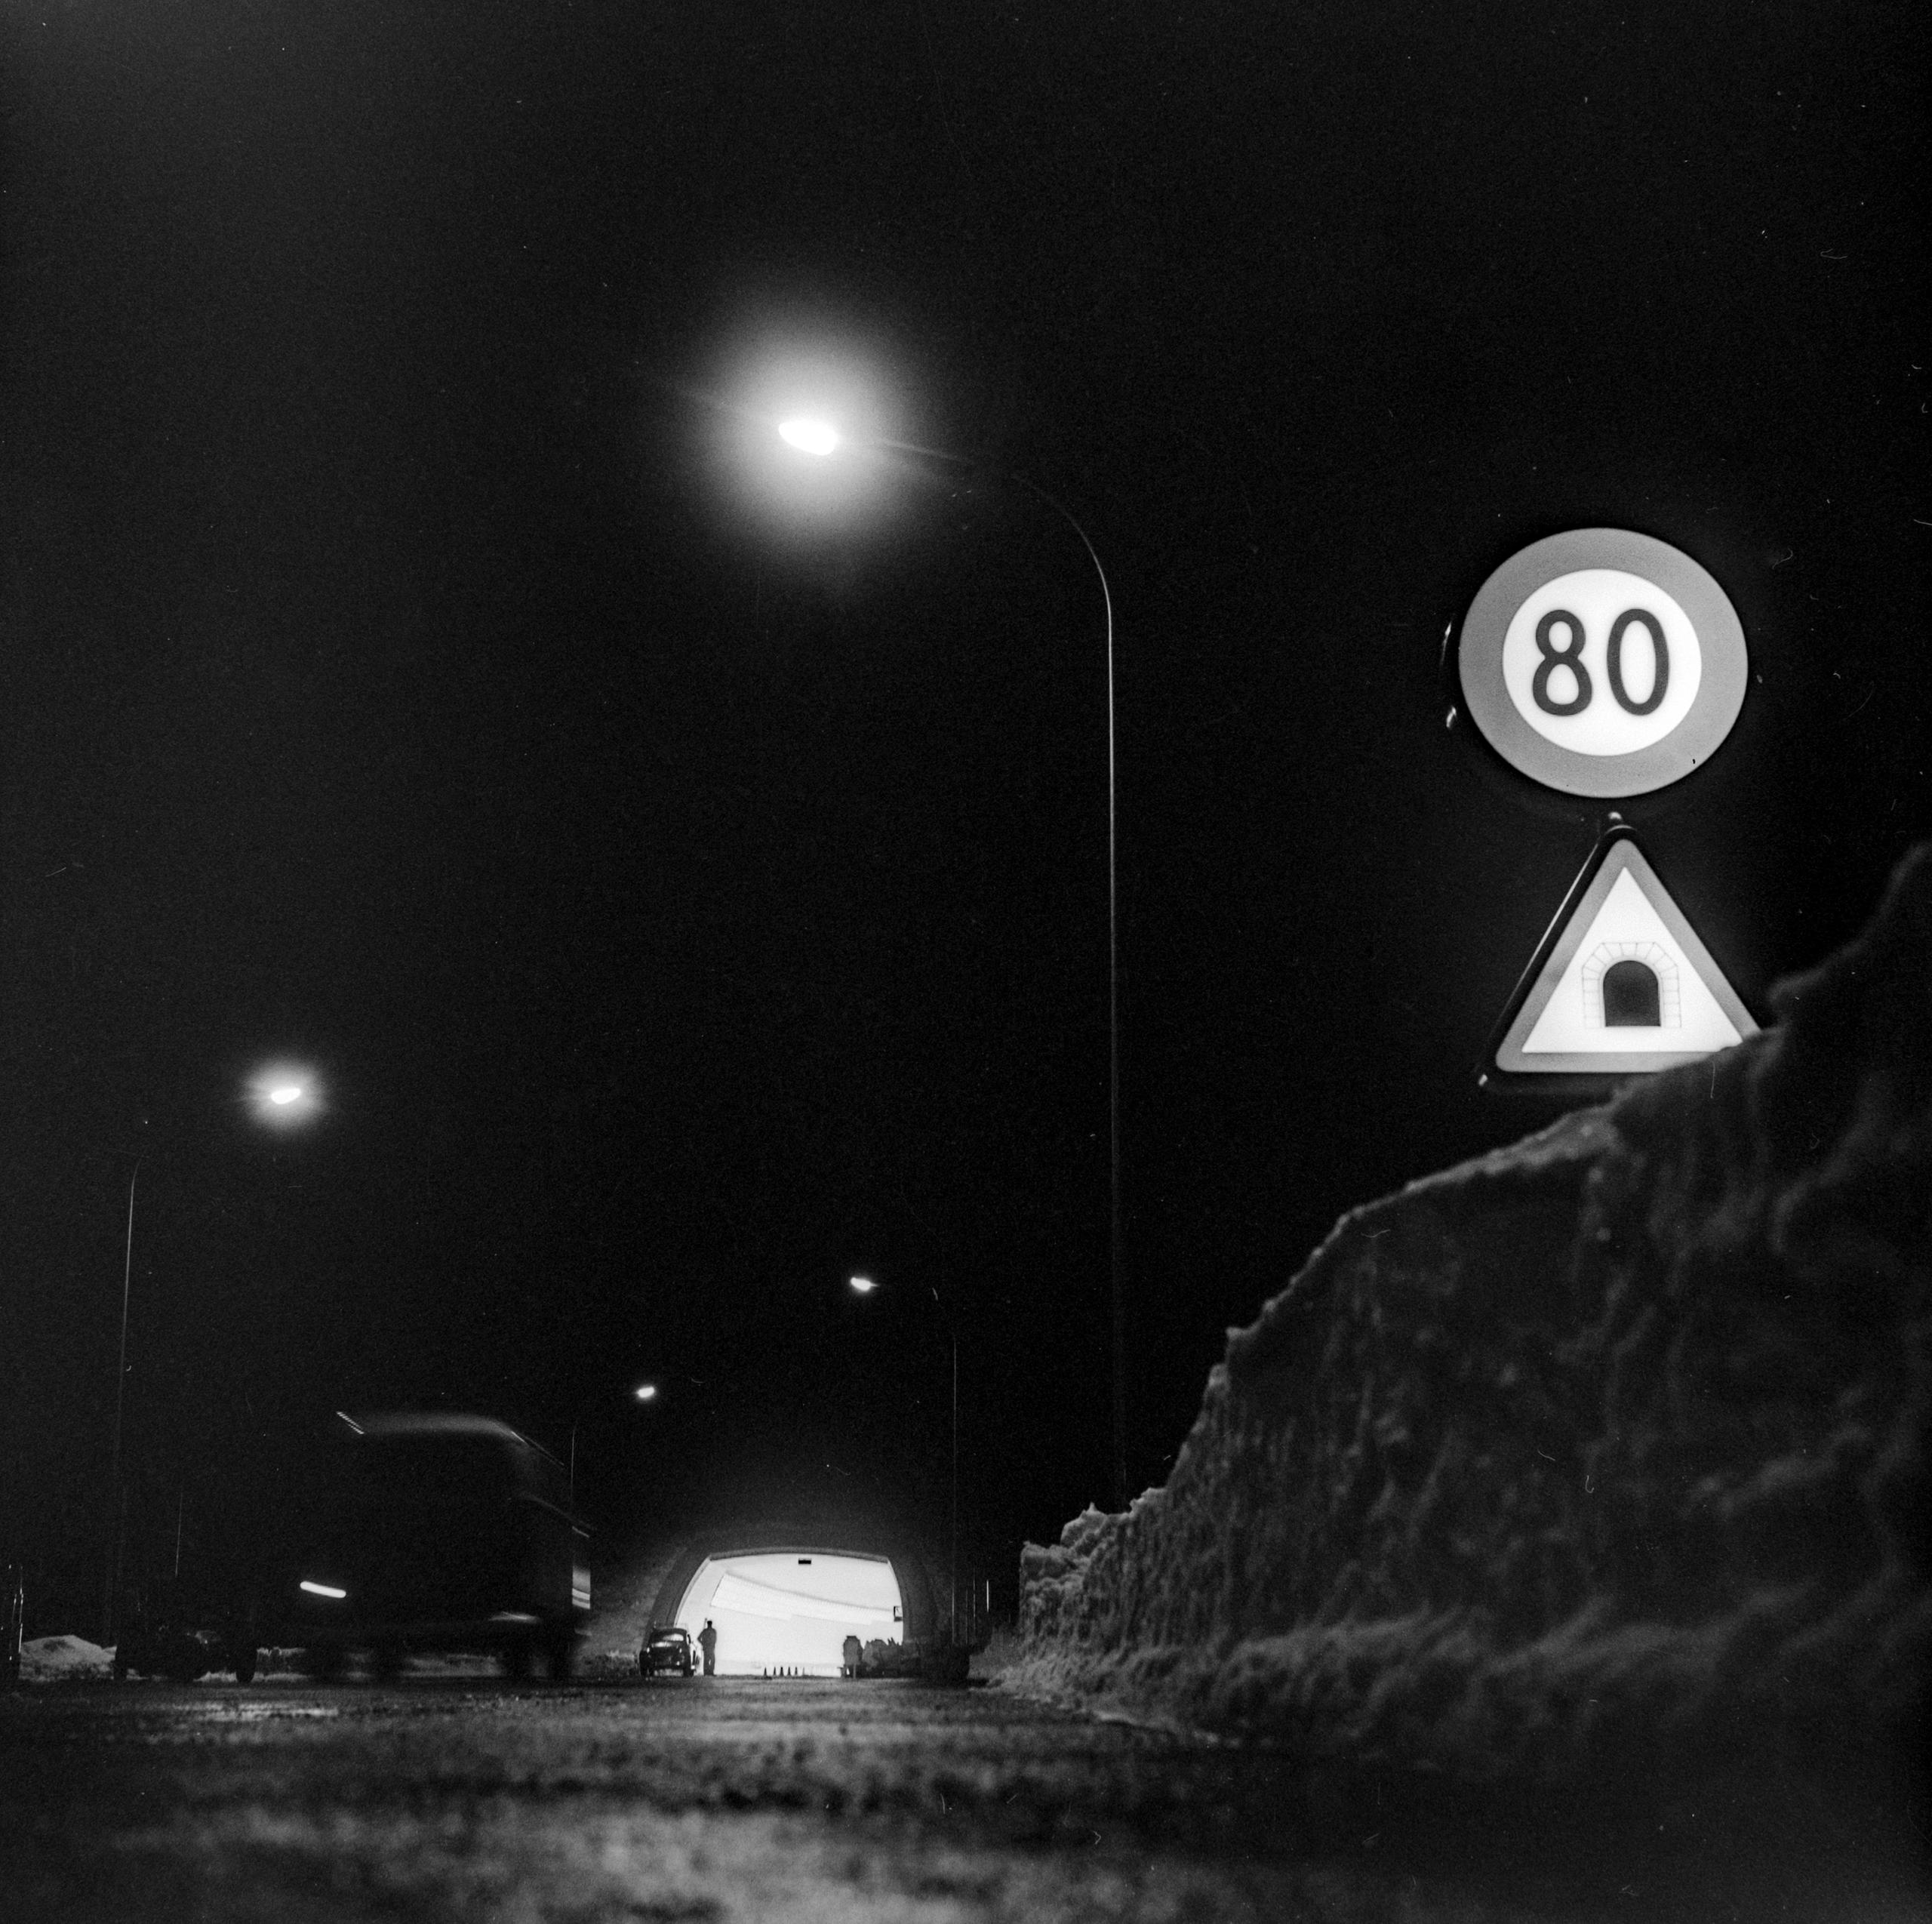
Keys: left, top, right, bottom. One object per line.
{"left": 1580, "top": 941, "right": 1679, "bottom": 1029}
{"left": 1491, "top": 833, "right": 1758, "bottom": 1076}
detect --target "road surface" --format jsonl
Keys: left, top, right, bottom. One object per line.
{"left": 2, "top": 1667, "right": 1919, "bottom": 1922}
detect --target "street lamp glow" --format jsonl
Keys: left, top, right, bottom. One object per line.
{"left": 700, "top": 320, "right": 922, "bottom": 540}
{"left": 849, "top": 1272, "right": 962, "bottom": 1642}
{"left": 633, "top": 1383, "right": 658, "bottom": 1402}
{"left": 778, "top": 417, "right": 840, "bottom": 456}
{"left": 245, "top": 1062, "right": 324, "bottom": 1128}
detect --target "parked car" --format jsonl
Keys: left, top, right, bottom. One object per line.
{"left": 275, "top": 1412, "right": 590, "bottom": 1680}
{"left": 638, "top": 1624, "right": 696, "bottom": 1677}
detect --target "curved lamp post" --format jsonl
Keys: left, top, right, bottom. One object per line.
{"left": 783, "top": 417, "right": 1127, "bottom": 1511}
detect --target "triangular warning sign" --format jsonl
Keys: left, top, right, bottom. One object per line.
{"left": 1494, "top": 833, "right": 1759, "bottom": 1076}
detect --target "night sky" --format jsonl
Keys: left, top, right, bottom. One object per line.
{"left": 4, "top": 2, "right": 1927, "bottom": 1619}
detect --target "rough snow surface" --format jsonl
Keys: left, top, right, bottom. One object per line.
{"left": 19, "top": 1636, "right": 113, "bottom": 1681}
{"left": 1019, "top": 842, "right": 1932, "bottom": 1787}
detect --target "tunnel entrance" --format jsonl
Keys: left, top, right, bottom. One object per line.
{"left": 674, "top": 1550, "right": 903, "bottom": 1676}
{"left": 1601, "top": 957, "right": 1663, "bottom": 1026}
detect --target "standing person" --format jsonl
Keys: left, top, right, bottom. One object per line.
{"left": 697, "top": 1619, "right": 717, "bottom": 1676}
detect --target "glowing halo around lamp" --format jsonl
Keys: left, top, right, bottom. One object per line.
{"left": 699, "top": 316, "right": 925, "bottom": 542}
{"left": 245, "top": 1062, "right": 324, "bottom": 1128}
{"left": 778, "top": 417, "right": 839, "bottom": 456}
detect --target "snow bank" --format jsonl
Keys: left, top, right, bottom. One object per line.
{"left": 19, "top": 1635, "right": 113, "bottom": 1682}
{"left": 1018, "top": 842, "right": 1932, "bottom": 1785}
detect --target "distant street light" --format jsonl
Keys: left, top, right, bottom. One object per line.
{"left": 777, "top": 411, "right": 1127, "bottom": 1509}
{"left": 571, "top": 1383, "right": 660, "bottom": 1502}
{"left": 102, "top": 1062, "right": 325, "bottom": 1644}
{"left": 852, "top": 1273, "right": 961, "bottom": 1645}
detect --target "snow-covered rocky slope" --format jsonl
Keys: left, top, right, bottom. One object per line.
{"left": 1017, "top": 843, "right": 1930, "bottom": 1787}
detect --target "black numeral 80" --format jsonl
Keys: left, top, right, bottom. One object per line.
{"left": 1532, "top": 608, "right": 1669, "bottom": 718}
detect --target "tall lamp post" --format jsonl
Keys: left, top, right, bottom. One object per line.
{"left": 782, "top": 416, "right": 1127, "bottom": 1511}
{"left": 100, "top": 1162, "right": 140, "bottom": 1646}
{"left": 851, "top": 1272, "right": 961, "bottom": 1644}
{"left": 101, "top": 1065, "right": 323, "bottom": 1646}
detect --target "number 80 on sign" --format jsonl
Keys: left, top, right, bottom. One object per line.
{"left": 1460, "top": 530, "right": 1748, "bottom": 798}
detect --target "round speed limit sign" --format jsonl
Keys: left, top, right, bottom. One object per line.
{"left": 1458, "top": 529, "right": 1747, "bottom": 796}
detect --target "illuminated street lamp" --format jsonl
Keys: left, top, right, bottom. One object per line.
{"left": 852, "top": 1273, "right": 961, "bottom": 1645}
{"left": 778, "top": 417, "right": 840, "bottom": 456}
{"left": 571, "top": 1384, "right": 660, "bottom": 1504}
{"left": 102, "top": 1061, "right": 325, "bottom": 1644}
{"left": 780, "top": 412, "right": 1126, "bottom": 1509}
{"left": 245, "top": 1063, "right": 323, "bottom": 1129}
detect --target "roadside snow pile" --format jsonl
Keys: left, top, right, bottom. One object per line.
{"left": 1017, "top": 842, "right": 1932, "bottom": 1786}
{"left": 20, "top": 1636, "right": 113, "bottom": 1682}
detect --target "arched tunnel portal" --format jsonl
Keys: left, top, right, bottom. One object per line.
{"left": 641, "top": 1520, "right": 943, "bottom": 1676}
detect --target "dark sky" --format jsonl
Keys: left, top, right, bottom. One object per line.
{"left": 3, "top": 1, "right": 1927, "bottom": 1614}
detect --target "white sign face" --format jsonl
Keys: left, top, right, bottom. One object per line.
{"left": 1461, "top": 531, "right": 1747, "bottom": 796}
{"left": 1501, "top": 570, "right": 1703, "bottom": 756}
{"left": 1516, "top": 869, "right": 1741, "bottom": 1056}
{"left": 1494, "top": 836, "right": 1758, "bottom": 1076}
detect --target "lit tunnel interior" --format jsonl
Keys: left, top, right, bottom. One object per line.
{"left": 672, "top": 1550, "right": 903, "bottom": 1676}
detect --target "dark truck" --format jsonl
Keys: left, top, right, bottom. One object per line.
{"left": 274, "top": 1412, "right": 590, "bottom": 1679}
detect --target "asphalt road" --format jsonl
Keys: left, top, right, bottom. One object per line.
{"left": 2, "top": 1670, "right": 1921, "bottom": 1923}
